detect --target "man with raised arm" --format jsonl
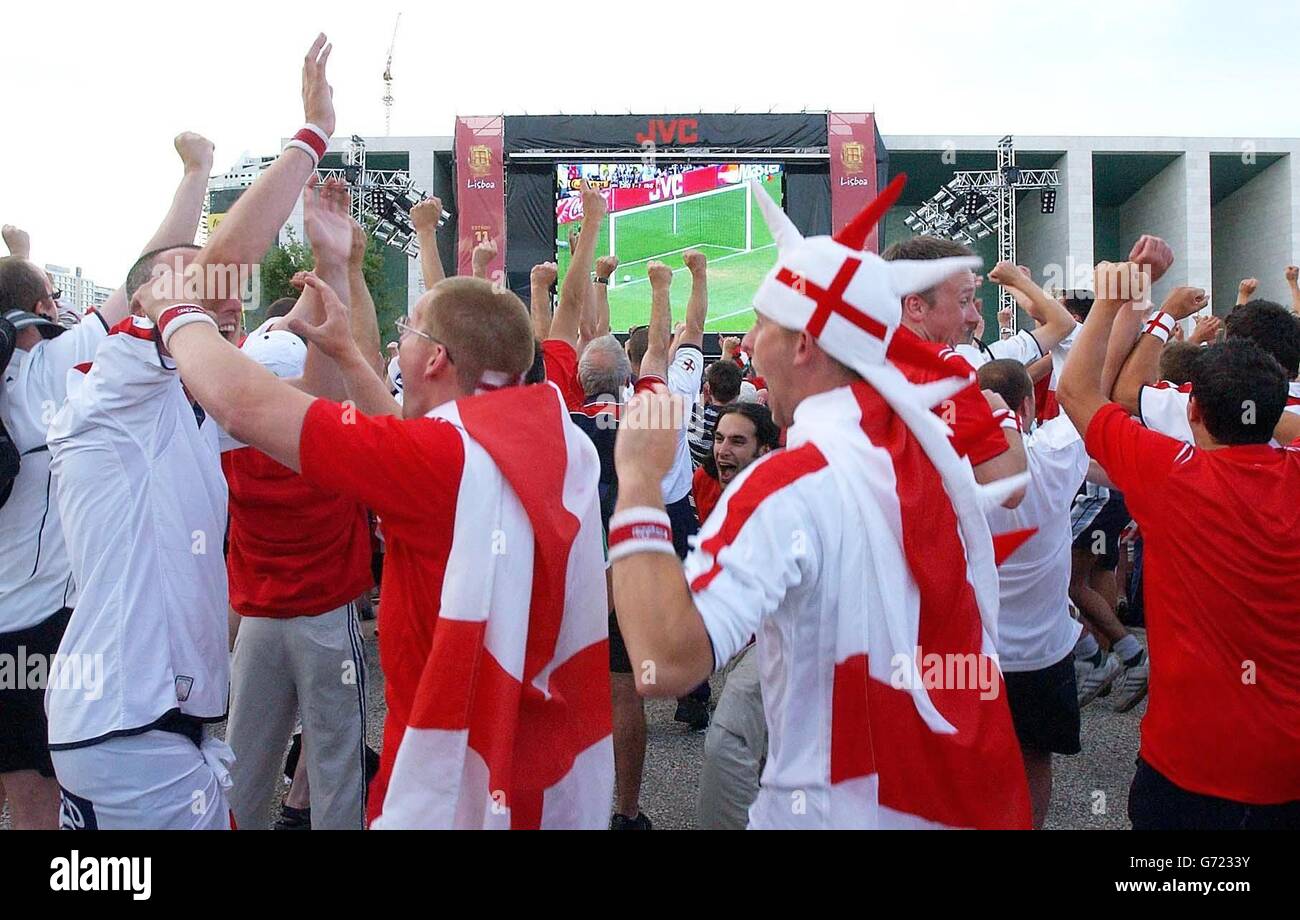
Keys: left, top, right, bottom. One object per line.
{"left": 636, "top": 251, "right": 713, "bottom": 732}
{"left": 133, "top": 106, "right": 614, "bottom": 826}
{"left": 222, "top": 180, "right": 378, "bottom": 832}
{"left": 610, "top": 182, "right": 1030, "bottom": 829}
{"left": 0, "top": 133, "right": 213, "bottom": 830}
{"left": 41, "top": 36, "right": 343, "bottom": 831}
{"left": 412, "top": 196, "right": 447, "bottom": 292}
{"left": 1112, "top": 289, "right": 1300, "bottom": 445}
{"left": 1057, "top": 262, "right": 1300, "bottom": 829}
{"left": 955, "top": 261, "right": 1077, "bottom": 370}
{"left": 880, "top": 234, "right": 1027, "bottom": 505}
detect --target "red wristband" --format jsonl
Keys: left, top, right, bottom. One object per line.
{"left": 608, "top": 507, "right": 676, "bottom": 563}
{"left": 285, "top": 124, "right": 329, "bottom": 165}
{"left": 156, "top": 304, "right": 216, "bottom": 347}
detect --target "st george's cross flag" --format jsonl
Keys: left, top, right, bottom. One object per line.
{"left": 369, "top": 381, "right": 613, "bottom": 829}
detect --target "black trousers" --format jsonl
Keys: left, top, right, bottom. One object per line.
{"left": 1128, "top": 758, "right": 1300, "bottom": 830}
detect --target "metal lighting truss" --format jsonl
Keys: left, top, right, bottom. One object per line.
{"left": 902, "top": 136, "right": 1060, "bottom": 328}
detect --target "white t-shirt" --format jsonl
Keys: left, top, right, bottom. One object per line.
{"left": 685, "top": 385, "right": 1016, "bottom": 829}
{"left": 955, "top": 329, "right": 1044, "bottom": 370}
{"left": 1139, "top": 379, "right": 1300, "bottom": 444}
{"left": 45, "top": 320, "right": 230, "bottom": 748}
{"left": 661, "top": 343, "right": 704, "bottom": 504}
{"left": 0, "top": 312, "right": 109, "bottom": 633}
{"left": 983, "top": 415, "right": 1088, "bottom": 671}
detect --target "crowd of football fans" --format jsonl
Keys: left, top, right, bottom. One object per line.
{"left": 2, "top": 33, "right": 1299, "bottom": 831}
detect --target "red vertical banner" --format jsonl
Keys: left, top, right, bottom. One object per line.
{"left": 454, "top": 116, "right": 506, "bottom": 278}
{"left": 828, "top": 113, "right": 881, "bottom": 252}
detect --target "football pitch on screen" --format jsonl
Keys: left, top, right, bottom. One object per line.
{"left": 556, "top": 175, "right": 782, "bottom": 332}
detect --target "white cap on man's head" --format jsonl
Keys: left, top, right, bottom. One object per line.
{"left": 241, "top": 319, "right": 307, "bottom": 379}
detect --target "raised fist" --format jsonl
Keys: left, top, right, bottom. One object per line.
{"left": 411, "top": 197, "right": 443, "bottom": 234}
{"left": 683, "top": 249, "right": 707, "bottom": 274}
{"left": 646, "top": 260, "right": 672, "bottom": 288}
{"left": 1287, "top": 266, "right": 1300, "bottom": 285}
{"left": 174, "top": 132, "right": 214, "bottom": 174}
{"left": 1128, "top": 235, "right": 1174, "bottom": 284}
{"left": 1238, "top": 278, "right": 1259, "bottom": 302}
{"left": 988, "top": 261, "right": 1025, "bottom": 289}
{"left": 595, "top": 255, "right": 620, "bottom": 279}
{"left": 1162, "top": 285, "right": 1209, "bottom": 321}
{"left": 2, "top": 224, "right": 30, "bottom": 259}
{"left": 530, "top": 261, "right": 558, "bottom": 289}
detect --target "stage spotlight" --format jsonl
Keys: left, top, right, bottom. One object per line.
{"left": 963, "top": 191, "right": 984, "bottom": 219}
{"left": 1002, "top": 166, "right": 1022, "bottom": 185}
{"left": 1041, "top": 189, "right": 1057, "bottom": 214}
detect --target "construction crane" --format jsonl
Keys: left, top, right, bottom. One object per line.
{"left": 382, "top": 13, "right": 401, "bottom": 135}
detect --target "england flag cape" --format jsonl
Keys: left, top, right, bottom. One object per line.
{"left": 371, "top": 380, "right": 613, "bottom": 829}
{"left": 734, "top": 176, "right": 1033, "bottom": 828}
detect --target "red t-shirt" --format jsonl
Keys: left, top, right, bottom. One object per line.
{"left": 542, "top": 339, "right": 584, "bottom": 411}
{"left": 297, "top": 400, "right": 469, "bottom": 822}
{"left": 222, "top": 447, "right": 374, "bottom": 618}
{"left": 692, "top": 465, "right": 722, "bottom": 524}
{"left": 1086, "top": 402, "right": 1300, "bottom": 804}
{"left": 888, "top": 326, "right": 1009, "bottom": 466}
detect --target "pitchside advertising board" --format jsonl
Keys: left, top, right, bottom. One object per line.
{"left": 454, "top": 113, "right": 885, "bottom": 326}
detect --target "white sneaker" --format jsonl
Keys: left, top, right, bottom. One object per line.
{"left": 1111, "top": 656, "right": 1149, "bottom": 712}
{"left": 1076, "top": 653, "right": 1122, "bottom": 708}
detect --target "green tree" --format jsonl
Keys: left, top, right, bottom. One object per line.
{"left": 252, "top": 225, "right": 404, "bottom": 357}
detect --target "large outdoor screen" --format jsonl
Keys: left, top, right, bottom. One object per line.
{"left": 555, "top": 162, "right": 784, "bottom": 332}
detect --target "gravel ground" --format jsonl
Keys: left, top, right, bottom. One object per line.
{"left": 2, "top": 619, "right": 1145, "bottom": 830}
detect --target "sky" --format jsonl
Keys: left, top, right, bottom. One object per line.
{"left": 4, "top": 0, "right": 1298, "bottom": 286}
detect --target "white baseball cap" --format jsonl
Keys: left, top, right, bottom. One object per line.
{"left": 241, "top": 319, "right": 307, "bottom": 379}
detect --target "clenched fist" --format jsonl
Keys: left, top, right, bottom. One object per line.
{"left": 1286, "top": 266, "right": 1300, "bottom": 285}
{"left": 683, "top": 249, "right": 707, "bottom": 275}
{"left": 411, "top": 197, "right": 443, "bottom": 234}
{"left": 1238, "top": 277, "right": 1259, "bottom": 303}
{"left": 2, "top": 224, "right": 30, "bottom": 260}
{"left": 595, "top": 255, "right": 620, "bottom": 280}
{"left": 174, "top": 132, "right": 214, "bottom": 175}
{"left": 1162, "top": 285, "right": 1209, "bottom": 321}
{"left": 646, "top": 261, "right": 673, "bottom": 288}
{"left": 530, "top": 261, "right": 558, "bottom": 289}
{"left": 1128, "top": 235, "right": 1174, "bottom": 284}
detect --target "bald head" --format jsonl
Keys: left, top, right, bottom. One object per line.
{"left": 578, "top": 334, "right": 631, "bottom": 399}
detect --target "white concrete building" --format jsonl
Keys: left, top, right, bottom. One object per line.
{"left": 881, "top": 136, "right": 1300, "bottom": 316}
{"left": 45, "top": 263, "right": 114, "bottom": 315}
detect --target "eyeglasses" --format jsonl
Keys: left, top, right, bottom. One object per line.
{"left": 394, "top": 316, "right": 453, "bottom": 363}
{"left": 36, "top": 289, "right": 62, "bottom": 310}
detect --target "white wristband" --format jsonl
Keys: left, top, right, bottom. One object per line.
{"left": 157, "top": 305, "right": 218, "bottom": 349}
{"left": 608, "top": 506, "right": 676, "bottom": 564}
{"left": 1143, "top": 311, "right": 1176, "bottom": 344}
{"left": 992, "top": 408, "right": 1023, "bottom": 433}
